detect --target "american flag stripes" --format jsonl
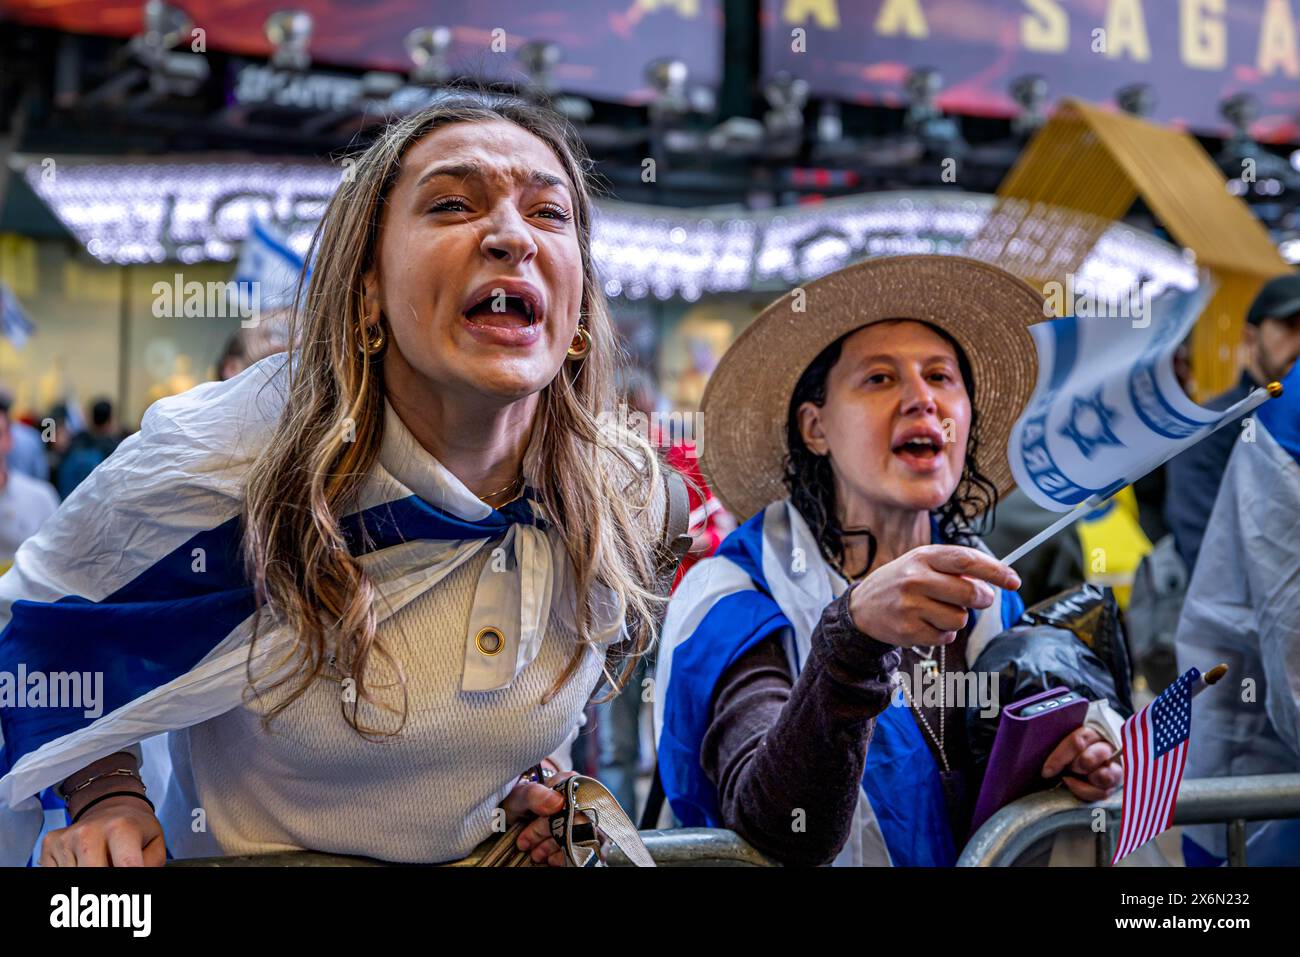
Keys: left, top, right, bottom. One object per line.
{"left": 1111, "top": 666, "right": 1200, "bottom": 864}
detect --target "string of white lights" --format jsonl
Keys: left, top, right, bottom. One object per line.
{"left": 21, "top": 156, "right": 1200, "bottom": 296}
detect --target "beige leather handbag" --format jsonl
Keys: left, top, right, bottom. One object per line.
{"left": 476, "top": 773, "right": 656, "bottom": 867}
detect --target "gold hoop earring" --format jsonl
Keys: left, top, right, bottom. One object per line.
{"left": 567, "top": 325, "right": 592, "bottom": 360}
{"left": 359, "top": 321, "right": 386, "bottom": 359}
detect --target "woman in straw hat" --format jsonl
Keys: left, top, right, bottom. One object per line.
{"left": 653, "top": 255, "right": 1123, "bottom": 866}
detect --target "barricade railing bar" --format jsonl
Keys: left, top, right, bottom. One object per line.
{"left": 957, "top": 773, "right": 1300, "bottom": 867}
{"left": 167, "top": 775, "right": 1300, "bottom": 867}
{"left": 168, "top": 827, "right": 776, "bottom": 867}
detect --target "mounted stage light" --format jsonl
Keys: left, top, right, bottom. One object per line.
{"left": 265, "top": 10, "right": 313, "bottom": 71}
{"left": 1009, "top": 74, "right": 1049, "bottom": 137}
{"left": 1115, "top": 83, "right": 1156, "bottom": 118}
{"left": 405, "top": 26, "right": 453, "bottom": 85}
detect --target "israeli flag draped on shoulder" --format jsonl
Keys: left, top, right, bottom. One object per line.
{"left": 1010, "top": 282, "right": 1238, "bottom": 511}
{"left": 0, "top": 352, "right": 605, "bottom": 865}
{"left": 653, "top": 498, "right": 1024, "bottom": 867}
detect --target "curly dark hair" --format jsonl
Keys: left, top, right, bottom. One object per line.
{"left": 781, "top": 320, "right": 1000, "bottom": 578}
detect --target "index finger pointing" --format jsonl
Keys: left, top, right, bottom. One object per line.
{"left": 922, "top": 546, "right": 1021, "bottom": 591}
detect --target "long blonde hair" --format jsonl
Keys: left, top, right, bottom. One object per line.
{"left": 241, "top": 95, "right": 663, "bottom": 735}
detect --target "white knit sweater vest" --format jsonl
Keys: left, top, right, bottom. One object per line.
{"left": 160, "top": 545, "right": 602, "bottom": 863}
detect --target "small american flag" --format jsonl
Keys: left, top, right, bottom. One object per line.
{"left": 1111, "top": 666, "right": 1200, "bottom": 864}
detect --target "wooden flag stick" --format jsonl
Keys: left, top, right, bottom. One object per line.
{"left": 1098, "top": 664, "right": 1229, "bottom": 768}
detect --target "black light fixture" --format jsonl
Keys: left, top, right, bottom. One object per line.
{"left": 405, "top": 27, "right": 452, "bottom": 85}
{"left": 816, "top": 99, "right": 843, "bottom": 146}
{"left": 904, "top": 67, "right": 962, "bottom": 154}
{"left": 1115, "top": 83, "right": 1156, "bottom": 117}
{"left": 518, "top": 39, "right": 562, "bottom": 97}
{"left": 265, "top": 9, "right": 313, "bottom": 71}
{"left": 1010, "top": 74, "right": 1049, "bottom": 137}
{"left": 1220, "top": 92, "right": 1258, "bottom": 138}
{"left": 763, "top": 71, "right": 809, "bottom": 141}
{"left": 1216, "top": 92, "right": 1297, "bottom": 200}
{"left": 904, "top": 67, "right": 943, "bottom": 130}
{"left": 126, "top": 0, "right": 209, "bottom": 96}
{"left": 129, "top": 0, "right": 192, "bottom": 64}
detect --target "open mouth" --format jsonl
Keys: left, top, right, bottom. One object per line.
{"left": 463, "top": 292, "right": 539, "bottom": 329}
{"left": 892, "top": 435, "right": 941, "bottom": 458}
{"left": 891, "top": 429, "right": 945, "bottom": 470}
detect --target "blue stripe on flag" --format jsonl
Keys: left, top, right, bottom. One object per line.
{"left": 0, "top": 492, "right": 538, "bottom": 776}
{"left": 250, "top": 220, "right": 305, "bottom": 273}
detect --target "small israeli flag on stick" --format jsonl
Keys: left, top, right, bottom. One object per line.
{"left": 229, "top": 216, "right": 309, "bottom": 320}
{"left": 0, "top": 282, "right": 34, "bottom": 349}
{"left": 1003, "top": 281, "right": 1281, "bottom": 565}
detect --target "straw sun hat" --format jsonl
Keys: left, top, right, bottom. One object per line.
{"left": 699, "top": 254, "right": 1045, "bottom": 522}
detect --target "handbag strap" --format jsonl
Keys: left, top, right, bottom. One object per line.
{"left": 656, "top": 467, "right": 693, "bottom": 596}
{"left": 555, "top": 774, "right": 657, "bottom": 867}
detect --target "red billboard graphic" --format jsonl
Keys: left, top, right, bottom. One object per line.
{"left": 0, "top": 0, "right": 722, "bottom": 105}
{"left": 762, "top": 0, "right": 1300, "bottom": 143}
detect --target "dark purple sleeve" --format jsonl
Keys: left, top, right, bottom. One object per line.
{"left": 699, "top": 591, "right": 902, "bottom": 866}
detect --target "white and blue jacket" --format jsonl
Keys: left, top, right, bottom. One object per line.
{"left": 653, "top": 498, "right": 1023, "bottom": 866}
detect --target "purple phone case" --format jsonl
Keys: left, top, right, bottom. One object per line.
{"left": 968, "top": 686, "right": 1089, "bottom": 837}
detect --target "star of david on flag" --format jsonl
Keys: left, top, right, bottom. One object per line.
{"left": 1009, "top": 281, "right": 1252, "bottom": 511}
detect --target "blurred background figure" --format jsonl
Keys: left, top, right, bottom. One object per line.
{"left": 215, "top": 308, "right": 293, "bottom": 382}
{"left": 41, "top": 404, "right": 75, "bottom": 492}
{"left": 1177, "top": 358, "right": 1300, "bottom": 866}
{"left": 0, "top": 401, "right": 59, "bottom": 571}
{"left": 591, "top": 366, "right": 735, "bottom": 815}
{"left": 56, "top": 397, "right": 124, "bottom": 499}
{"left": 0, "top": 391, "right": 48, "bottom": 482}
{"left": 1165, "top": 272, "right": 1300, "bottom": 575}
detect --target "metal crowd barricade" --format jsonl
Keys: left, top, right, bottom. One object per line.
{"left": 958, "top": 773, "right": 1300, "bottom": 867}
{"left": 167, "top": 775, "right": 1300, "bottom": 866}
{"left": 168, "top": 827, "right": 776, "bottom": 867}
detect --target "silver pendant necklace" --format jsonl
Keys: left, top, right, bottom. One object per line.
{"left": 899, "top": 643, "right": 949, "bottom": 773}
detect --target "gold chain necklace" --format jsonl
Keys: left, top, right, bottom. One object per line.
{"left": 478, "top": 474, "right": 524, "bottom": 507}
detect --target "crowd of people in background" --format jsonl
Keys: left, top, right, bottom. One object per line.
{"left": 0, "top": 394, "right": 124, "bottom": 571}
{"left": 0, "top": 319, "right": 291, "bottom": 571}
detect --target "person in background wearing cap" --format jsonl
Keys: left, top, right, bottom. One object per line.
{"left": 653, "top": 255, "right": 1125, "bottom": 867}
{"left": 1165, "top": 272, "right": 1300, "bottom": 575}
{"left": 1176, "top": 351, "right": 1300, "bottom": 866}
